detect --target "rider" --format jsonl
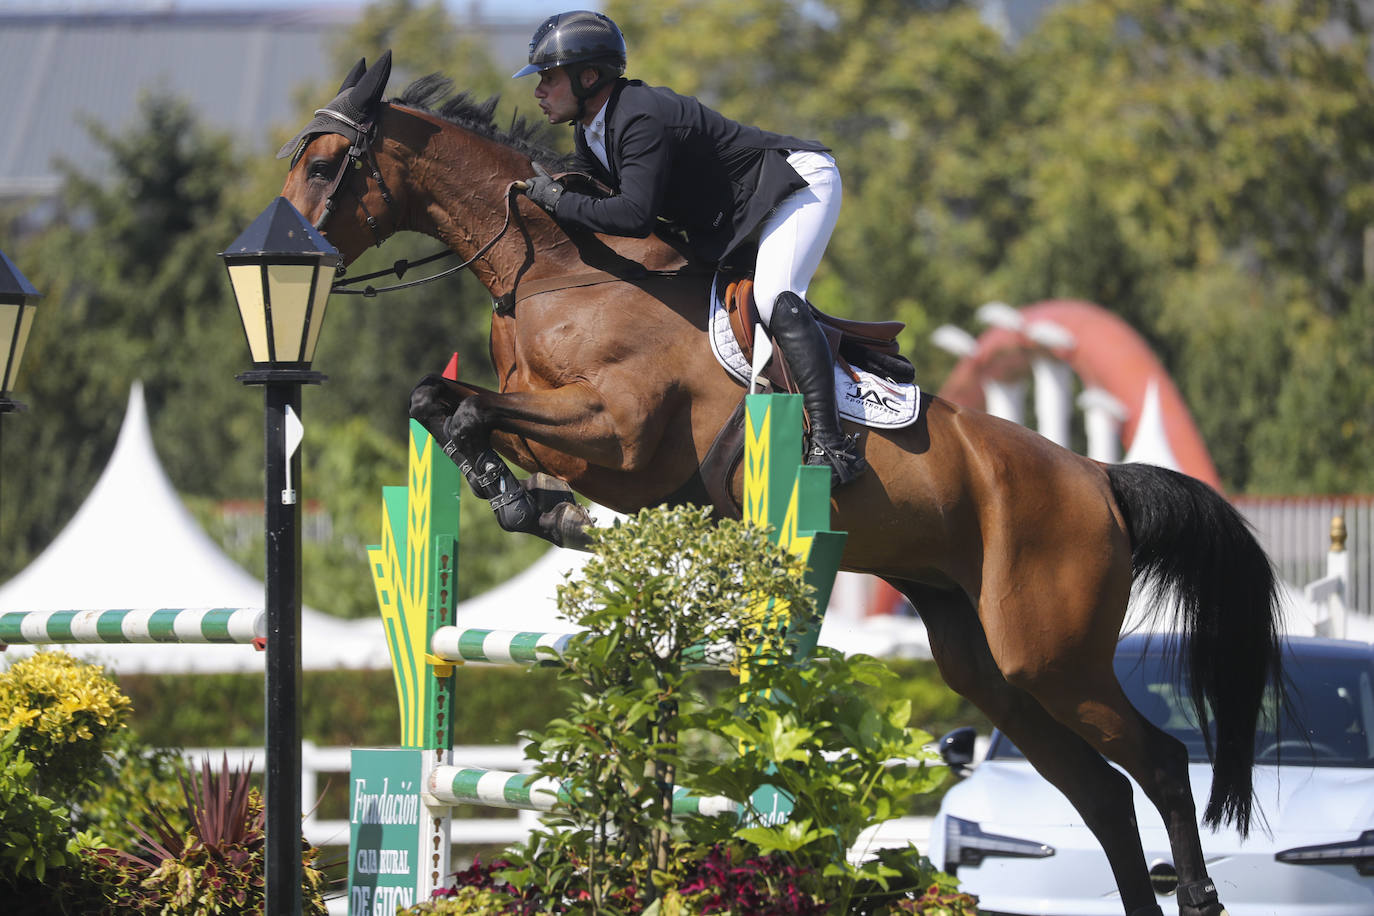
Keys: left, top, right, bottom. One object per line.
{"left": 512, "top": 10, "right": 867, "bottom": 487}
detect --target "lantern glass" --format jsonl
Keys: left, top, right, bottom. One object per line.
{"left": 301, "top": 264, "right": 332, "bottom": 364}
{"left": 0, "top": 300, "right": 35, "bottom": 394}
{"left": 226, "top": 263, "right": 270, "bottom": 362}
{"left": 266, "top": 262, "right": 322, "bottom": 363}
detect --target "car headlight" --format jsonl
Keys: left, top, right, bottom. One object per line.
{"left": 1275, "top": 829, "right": 1374, "bottom": 876}
{"left": 943, "top": 815, "right": 1055, "bottom": 873}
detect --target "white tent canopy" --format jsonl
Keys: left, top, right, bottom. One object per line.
{"left": 0, "top": 383, "right": 590, "bottom": 673}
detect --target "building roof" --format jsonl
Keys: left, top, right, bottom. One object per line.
{"left": 0, "top": 5, "right": 534, "bottom": 200}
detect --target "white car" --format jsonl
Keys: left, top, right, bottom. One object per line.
{"left": 928, "top": 634, "right": 1374, "bottom": 916}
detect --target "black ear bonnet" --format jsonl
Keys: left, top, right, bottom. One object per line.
{"left": 277, "top": 50, "right": 392, "bottom": 167}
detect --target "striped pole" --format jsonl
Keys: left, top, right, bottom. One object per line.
{"left": 429, "top": 626, "right": 576, "bottom": 665}
{"left": 0, "top": 607, "right": 264, "bottom": 645}
{"left": 429, "top": 626, "right": 739, "bottom": 669}
{"left": 428, "top": 765, "right": 742, "bottom": 818}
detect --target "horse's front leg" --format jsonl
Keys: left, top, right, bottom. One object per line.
{"left": 409, "top": 374, "right": 596, "bottom": 550}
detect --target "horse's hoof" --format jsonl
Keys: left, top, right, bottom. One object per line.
{"left": 524, "top": 472, "right": 578, "bottom": 514}
{"left": 545, "top": 501, "right": 595, "bottom": 551}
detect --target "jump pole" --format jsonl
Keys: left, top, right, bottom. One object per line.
{"left": 0, "top": 607, "right": 265, "bottom": 646}
{"left": 346, "top": 393, "right": 845, "bottom": 915}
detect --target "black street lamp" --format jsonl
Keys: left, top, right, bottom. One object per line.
{"left": 0, "top": 246, "right": 40, "bottom": 415}
{"left": 221, "top": 198, "right": 339, "bottom": 916}
{"left": 0, "top": 247, "right": 40, "bottom": 532}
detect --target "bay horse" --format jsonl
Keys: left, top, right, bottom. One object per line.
{"left": 279, "top": 52, "right": 1278, "bottom": 916}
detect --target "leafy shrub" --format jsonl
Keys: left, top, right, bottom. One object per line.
{"left": 674, "top": 846, "right": 828, "bottom": 915}
{"left": 401, "top": 505, "right": 973, "bottom": 914}
{"left": 399, "top": 857, "right": 535, "bottom": 915}
{"left": 0, "top": 726, "right": 94, "bottom": 885}
{"left": 0, "top": 650, "right": 132, "bottom": 797}
{"left": 0, "top": 650, "right": 135, "bottom": 902}
{"left": 84, "top": 755, "right": 330, "bottom": 915}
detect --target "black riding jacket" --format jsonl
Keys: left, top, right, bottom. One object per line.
{"left": 552, "top": 79, "right": 828, "bottom": 265}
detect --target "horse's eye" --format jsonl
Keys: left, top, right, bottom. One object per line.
{"left": 307, "top": 159, "right": 338, "bottom": 182}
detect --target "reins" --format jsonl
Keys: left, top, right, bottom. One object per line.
{"left": 329, "top": 181, "right": 525, "bottom": 298}
{"left": 311, "top": 101, "right": 529, "bottom": 298}
{"left": 314, "top": 131, "right": 708, "bottom": 305}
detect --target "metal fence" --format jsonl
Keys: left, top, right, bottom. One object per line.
{"left": 1234, "top": 495, "right": 1372, "bottom": 616}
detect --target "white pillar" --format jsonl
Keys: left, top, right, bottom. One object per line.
{"left": 1078, "top": 388, "right": 1128, "bottom": 463}
{"left": 983, "top": 378, "right": 1026, "bottom": 424}
{"left": 1026, "top": 320, "right": 1077, "bottom": 447}
{"left": 1030, "top": 357, "right": 1074, "bottom": 446}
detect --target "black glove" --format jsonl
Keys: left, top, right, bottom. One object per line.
{"left": 522, "top": 162, "right": 564, "bottom": 214}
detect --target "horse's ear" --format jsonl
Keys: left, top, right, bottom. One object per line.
{"left": 338, "top": 57, "right": 367, "bottom": 93}
{"left": 352, "top": 49, "right": 392, "bottom": 112}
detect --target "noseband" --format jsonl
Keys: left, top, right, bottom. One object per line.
{"left": 306, "top": 107, "right": 520, "bottom": 299}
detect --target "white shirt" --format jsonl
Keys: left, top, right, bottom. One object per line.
{"left": 584, "top": 102, "right": 610, "bottom": 172}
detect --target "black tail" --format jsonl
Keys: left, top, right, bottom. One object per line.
{"left": 1106, "top": 463, "right": 1282, "bottom": 837}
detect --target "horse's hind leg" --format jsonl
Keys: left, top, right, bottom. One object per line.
{"left": 957, "top": 560, "right": 1224, "bottom": 916}
{"left": 409, "top": 374, "right": 595, "bottom": 549}
{"left": 1034, "top": 661, "right": 1220, "bottom": 916}
{"left": 892, "top": 580, "right": 1164, "bottom": 916}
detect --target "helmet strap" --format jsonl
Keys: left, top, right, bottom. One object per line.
{"left": 567, "top": 64, "right": 617, "bottom": 122}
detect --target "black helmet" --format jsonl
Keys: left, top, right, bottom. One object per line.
{"left": 512, "top": 10, "right": 626, "bottom": 82}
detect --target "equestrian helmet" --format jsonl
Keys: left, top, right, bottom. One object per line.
{"left": 512, "top": 10, "right": 626, "bottom": 80}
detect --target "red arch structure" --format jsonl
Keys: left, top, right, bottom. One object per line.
{"left": 859, "top": 299, "right": 1223, "bottom": 620}
{"left": 937, "top": 299, "right": 1222, "bottom": 490}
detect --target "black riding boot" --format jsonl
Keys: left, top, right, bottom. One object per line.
{"left": 769, "top": 291, "right": 868, "bottom": 487}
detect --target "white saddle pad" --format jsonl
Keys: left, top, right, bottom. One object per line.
{"left": 707, "top": 276, "right": 921, "bottom": 430}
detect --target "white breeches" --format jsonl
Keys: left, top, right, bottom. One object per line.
{"left": 752, "top": 149, "right": 842, "bottom": 327}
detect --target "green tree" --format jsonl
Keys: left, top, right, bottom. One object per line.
{"left": 1001, "top": 0, "right": 1374, "bottom": 491}
{"left": 2, "top": 94, "right": 261, "bottom": 579}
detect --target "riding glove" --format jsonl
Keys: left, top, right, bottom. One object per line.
{"left": 522, "top": 163, "right": 564, "bottom": 214}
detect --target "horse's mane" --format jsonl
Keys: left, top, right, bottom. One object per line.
{"left": 392, "top": 74, "right": 574, "bottom": 170}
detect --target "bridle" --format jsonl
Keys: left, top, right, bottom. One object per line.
{"left": 306, "top": 105, "right": 521, "bottom": 299}
{"left": 308, "top": 108, "right": 396, "bottom": 247}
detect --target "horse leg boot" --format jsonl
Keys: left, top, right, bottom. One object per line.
{"left": 408, "top": 376, "right": 594, "bottom": 550}
{"left": 768, "top": 292, "right": 868, "bottom": 487}
{"left": 443, "top": 443, "right": 594, "bottom": 551}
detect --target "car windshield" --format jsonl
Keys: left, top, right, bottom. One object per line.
{"left": 987, "top": 641, "right": 1374, "bottom": 767}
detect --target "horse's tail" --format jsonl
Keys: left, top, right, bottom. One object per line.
{"left": 1105, "top": 462, "right": 1282, "bottom": 837}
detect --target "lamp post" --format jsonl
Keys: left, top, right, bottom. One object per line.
{"left": 221, "top": 198, "right": 339, "bottom": 916}
{"left": 0, "top": 247, "right": 40, "bottom": 529}
{"left": 0, "top": 247, "right": 40, "bottom": 415}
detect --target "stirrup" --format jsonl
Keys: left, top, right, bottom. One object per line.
{"left": 805, "top": 433, "right": 868, "bottom": 488}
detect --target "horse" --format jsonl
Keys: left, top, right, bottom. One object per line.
{"left": 279, "top": 52, "right": 1279, "bottom": 916}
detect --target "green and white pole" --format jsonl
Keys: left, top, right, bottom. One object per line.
{"left": 0, "top": 607, "right": 264, "bottom": 645}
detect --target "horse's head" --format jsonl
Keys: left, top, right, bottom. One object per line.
{"left": 278, "top": 51, "right": 407, "bottom": 263}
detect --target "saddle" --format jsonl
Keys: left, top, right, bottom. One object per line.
{"left": 720, "top": 278, "right": 916, "bottom": 389}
